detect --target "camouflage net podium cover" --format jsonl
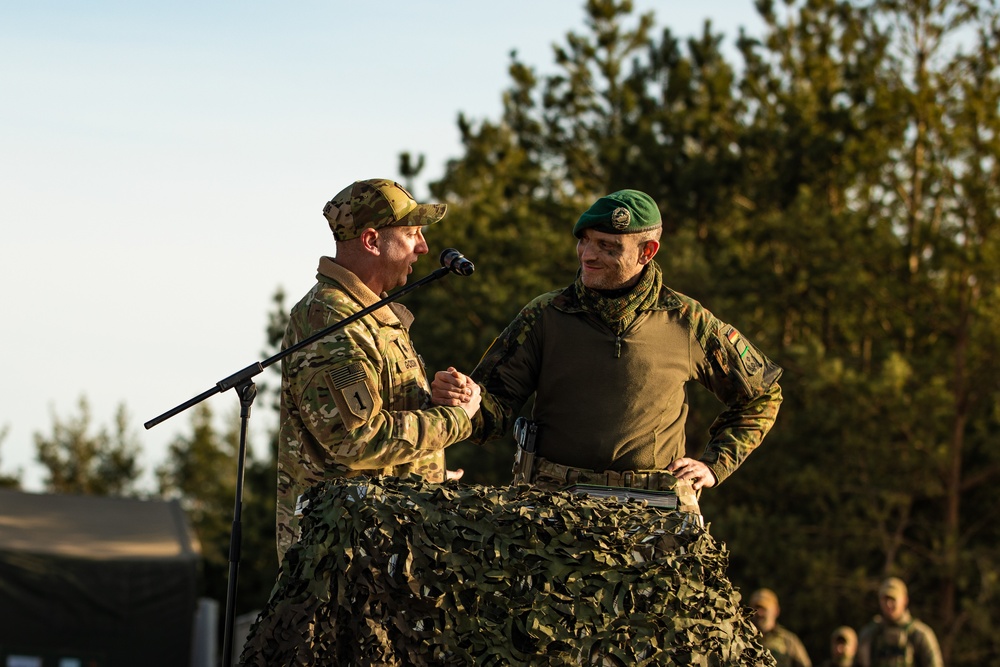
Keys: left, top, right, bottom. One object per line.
{"left": 240, "top": 476, "right": 773, "bottom": 666}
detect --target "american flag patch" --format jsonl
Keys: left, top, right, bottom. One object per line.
{"left": 329, "top": 362, "right": 366, "bottom": 389}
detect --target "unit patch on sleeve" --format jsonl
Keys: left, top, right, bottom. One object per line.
{"left": 726, "top": 327, "right": 762, "bottom": 375}
{"left": 325, "top": 362, "right": 376, "bottom": 425}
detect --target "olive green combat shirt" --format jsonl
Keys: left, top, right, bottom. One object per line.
{"left": 276, "top": 257, "right": 472, "bottom": 561}
{"left": 470, "top": 279, "right": 782, "bottom": 484}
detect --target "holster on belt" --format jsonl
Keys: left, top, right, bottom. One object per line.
{"left": 511, "top": 417, "right": 539, "bottom": 485}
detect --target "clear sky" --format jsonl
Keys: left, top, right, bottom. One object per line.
{"left": 1, "top": 1, "right": 764, "bottom": 492}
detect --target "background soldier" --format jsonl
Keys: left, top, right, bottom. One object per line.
{"left": 857, "top": 577, "right": 944, "bottom": 667}
{"left": 819, "top": 626, "right": 857, "bottom": 667}
{"left": 275, "top": 178, "right": 481, "bottom": 561}
{"left": 749, "top": 588, "right": 812, "bottom": 667}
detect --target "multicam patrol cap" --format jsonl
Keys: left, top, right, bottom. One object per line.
{"left": 879, "top": 577, "right": 908, "bottom": 600}
{"left": 323, "top": 178, "right": 447, "bottom": 241}
{"left": 573, "top": 188, "right": 662, "bottom": 238}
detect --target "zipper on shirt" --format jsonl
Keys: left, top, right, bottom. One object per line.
{"left": 613, "top": 314, "right": 646, "bottom": 358}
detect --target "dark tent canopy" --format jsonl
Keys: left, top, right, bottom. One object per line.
{"left": 0, "top": 489, "right": 200, "bottom": 667}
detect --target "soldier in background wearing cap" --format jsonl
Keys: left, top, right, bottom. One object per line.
{"left": 819, "top": 626, "right": 857, "bottom": 667}
{"left": 431, "top": 189, "right": 782, "bottom": 512}
{"left": 857, "top": 577, "right": 944, "bottom": 667}
{"left": 275, "top": 178, "right": 481, "bottom": 562}
{"left": 749, "top": 588, "right": 813, "bottom": 667}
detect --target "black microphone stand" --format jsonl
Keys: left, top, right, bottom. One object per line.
{"left": 145, "top": 264, "right": 454, "bottom": 667}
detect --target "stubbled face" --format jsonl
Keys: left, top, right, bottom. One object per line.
{"left": 879, "top": 593, "right": 907, "bottom": 623}
{"left": 750, "top": 601, "right": 778, "bottom": 634}
{"left": 576, "top": 228, "right": 647, "bottom": 290}
{"left": 377, "top": 226, "right": 428, "bottom": 290}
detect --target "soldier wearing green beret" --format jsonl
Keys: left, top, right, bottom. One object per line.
{"left": 275, "top": 178, "right": 481, "bottom": 562}
{"left": 431, "top": 189, "right": 782, "bottom": 511}
{"left": 857, "top": 577, "right": 944, "bottom": 667}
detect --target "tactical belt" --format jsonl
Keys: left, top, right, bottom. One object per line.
{"left": 530, "top": 456, "right": 702, "bottom": 515}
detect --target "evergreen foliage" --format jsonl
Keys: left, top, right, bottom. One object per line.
{"left": 402, "top": 1, "right": 1000, "bottom": 663}
{"left": 34, "top": 396, "right": 142, "bottom": 496}
{"left": 155, "top": 400, "right": 278, "bottom": 619}
{"left": 20, "top": 1, "right": 1000, "bottom": 663}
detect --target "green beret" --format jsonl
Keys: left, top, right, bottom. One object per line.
{"left": 573, "top": 189, "right": 662, "bottom": 238}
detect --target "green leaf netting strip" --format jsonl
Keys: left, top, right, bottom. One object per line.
{"left": 239, "top": 476, "right": 775, "bottom": 667}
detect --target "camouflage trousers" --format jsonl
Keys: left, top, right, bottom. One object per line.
{"left": 530, "top": 456, "right": 702, "bottom": 515}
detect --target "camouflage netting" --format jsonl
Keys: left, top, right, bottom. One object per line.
{"left": 239, "top": 476, "right": 774, "bottom": 667}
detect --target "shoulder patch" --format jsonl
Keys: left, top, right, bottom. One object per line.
{"left": 324, "top": 362, "right": 378, "bottom": 428}
{"left": 726, "top": 327, "right": 762, "bottom": 375}
{"left": 338, "top": 380, "right": 374, "bottom": 421}
{"left": 329, "top": 362, "right": 366, "bottom": 390}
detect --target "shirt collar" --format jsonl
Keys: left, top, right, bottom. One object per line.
{"left": 316, "top": 256, "right": 415, "bottom": 328}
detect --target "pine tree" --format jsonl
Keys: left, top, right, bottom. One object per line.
{"left": 34, "top": 396, "right": 142, "bottom": 496}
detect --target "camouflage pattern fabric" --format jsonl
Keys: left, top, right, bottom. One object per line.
{"left": 470, "top": 261, "right": 783, "bottom": 485}
{"left": 856, "top": 612, "right": 944, "bottom": 667}
{"left": 759, "top": 625, "right": 813, "bottom": 667}
{"left": 572, "top": 257, "right": 662, "bottom": 335}
{"left": 323, "top": 179, "right": 447, "bottom": 241}
{"left": 276, "top": 258, "right": 472, "bottom": 561}
{"left": 241, "top": 476, "right": 777, "bottom": 667}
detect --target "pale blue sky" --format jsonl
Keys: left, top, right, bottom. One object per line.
{"left": 1, "top": 1, "right": 764, "bottom": 491}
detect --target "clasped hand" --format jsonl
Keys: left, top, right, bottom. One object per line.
{"left": 432, "top": 366, "right": 481, "bottom": 417}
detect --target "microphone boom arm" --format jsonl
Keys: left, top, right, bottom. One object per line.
{"left": 144, "top": 265, "right": 450, "bottom": 430}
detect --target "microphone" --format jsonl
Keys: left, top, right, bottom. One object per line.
{"left": 439, "top": 248, "right": 475, "bottom": 276}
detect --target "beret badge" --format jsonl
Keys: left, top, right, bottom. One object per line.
{"left": 610, "top": 207, "right": 631, "bottom": 230}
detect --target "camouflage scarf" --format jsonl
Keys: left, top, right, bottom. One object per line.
{"left": 574, "top": 260, "right": 662, "bottom": 335}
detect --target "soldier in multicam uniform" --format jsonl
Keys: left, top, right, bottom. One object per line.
{"left": 749, "top": 588, "right": 813, "bottom": 667}
{"left": 856, "top": 577, "right": 944, "bottom": 667}
{"left": 431, "top": 188, "right": 782, "bottom": 514}
{"left": 275, "top": 178, "right": 481, "bottom": 562}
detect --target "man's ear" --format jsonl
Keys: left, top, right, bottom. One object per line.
{"left": 359, "top": 228, "right": 380, "bottom": 254}
{"left": 638, "top": 239, "right": 660, "bottom": 264}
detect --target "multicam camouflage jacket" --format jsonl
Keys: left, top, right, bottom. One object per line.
{"left": 276, "top": 257, "right": 472, "bottom": 561}
{"left": 470, "top": 267, "right": 783, "bottom": 485}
